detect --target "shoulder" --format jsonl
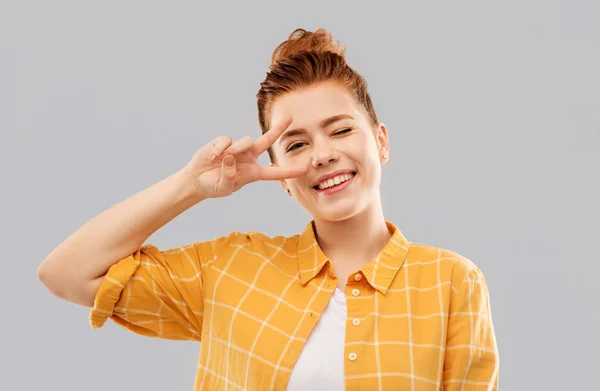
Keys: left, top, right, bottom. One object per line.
{"left": 192, "top": 229, "right": 301, "bottom": 263}
{"left": 406, "top": 241, "right": 487, "bottom": 286}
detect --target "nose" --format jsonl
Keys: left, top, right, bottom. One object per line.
{"left": 310, "top": 141, "right": 338, "bottom": 168}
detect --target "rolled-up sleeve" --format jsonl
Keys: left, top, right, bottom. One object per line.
{"left": 89, "top": 243, "right": 207, "bottom": 341}
{"left": 443, "top": 266, "right": 500, "bottom": 390}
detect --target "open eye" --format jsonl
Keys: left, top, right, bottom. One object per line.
{"left": 286, "top": 142, "right": 306, "bottom": 153}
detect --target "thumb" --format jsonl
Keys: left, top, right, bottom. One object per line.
{"left": 217, "top": 154, "right": 236, "bottom": 195}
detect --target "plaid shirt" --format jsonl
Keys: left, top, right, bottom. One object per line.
{"left": 90, "top": 220, "right": 499, "bottom": 390}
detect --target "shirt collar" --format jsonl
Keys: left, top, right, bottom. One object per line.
{"left": 297, "top": 220, "right": 411, "bottom": 295}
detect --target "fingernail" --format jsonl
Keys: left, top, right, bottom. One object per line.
{"left": 225, "top": 156, "right": 234, "bottom": 166}
{"left": 209, "top": 154, "right": 216, "bottom": 163}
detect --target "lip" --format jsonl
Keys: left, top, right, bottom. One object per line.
{"left": 313, "top": 170, "right": 357, "bottom": 188}
{"left": 314, "top": 172, "right": 357, "bottom": 195}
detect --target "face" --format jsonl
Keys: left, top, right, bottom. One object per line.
{"left": 269, "top": 81, "right": 389, "bottom": 222}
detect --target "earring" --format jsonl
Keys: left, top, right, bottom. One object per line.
{"left": 286, "top": 189, "right": 292, "bottom": 196}
{"left": 382, "top": 152, "right": 388, "bottom": 159}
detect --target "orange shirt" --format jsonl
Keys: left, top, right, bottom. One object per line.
{"left": 90, "top": 221, "right": 499, "bottom": 390}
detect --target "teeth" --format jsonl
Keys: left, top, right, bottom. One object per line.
{"left": 317, "top": 173, "right": 354, "bottom": 190}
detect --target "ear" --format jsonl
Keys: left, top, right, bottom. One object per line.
{"left": 270, "top": 162, "right": 292, "bottom": 196}
{"left": 375, "top": 122, "right": 390, "bottom": 163}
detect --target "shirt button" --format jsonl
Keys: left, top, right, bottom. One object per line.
{"left": 354, "top": 273, "right": 362, "bottom": 281}
{"left": 352, "top": 288, "right": 360, "bottom": 297}
{"left": 348, "top": 352, "right": 357, "bottom": 361}
{"left": 352, "top": 318, "right": 360, "bottom": 326}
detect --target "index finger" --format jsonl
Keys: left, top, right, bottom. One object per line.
{"left": 257, "top": 164, "right": 309, "bottom": 181}
{"left": 252, "top": 115, "right": 293, "bottom": 156}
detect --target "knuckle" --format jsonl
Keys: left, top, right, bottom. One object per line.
{"left": 214, "top": 135, "right": 232, "bottom": 145}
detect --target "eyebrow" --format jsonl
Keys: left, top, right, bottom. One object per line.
{"left": 277, "top": 114, "right": 355, "bottom": 146}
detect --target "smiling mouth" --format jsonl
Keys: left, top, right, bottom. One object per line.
{"left": 313, "top": 171, "right": 357, "bottom": 190}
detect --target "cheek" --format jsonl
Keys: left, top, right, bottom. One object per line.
{"left": 350, "top": 138, "right": 378, "bottom": 163}
{"left": 287, "top": 177, "right": 306, "bottom": 191}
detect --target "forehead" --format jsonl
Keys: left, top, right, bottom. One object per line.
{"left": 269, "top": 82, "right": 361, "bottom": 127}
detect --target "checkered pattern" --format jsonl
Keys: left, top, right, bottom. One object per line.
{"left": 90, "top": 221, "right": 499, "bottom": 390}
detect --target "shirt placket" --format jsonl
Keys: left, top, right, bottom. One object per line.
{"left": 344, "top": 271, "right": 369, "bottom": 387}
{"left": 276, "top": 276, "right": 338, "bottom": 389}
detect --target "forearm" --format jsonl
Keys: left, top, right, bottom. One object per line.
{"left": 37, "top": 168, "right": 204, "bottom": 297}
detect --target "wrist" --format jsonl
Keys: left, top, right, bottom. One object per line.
{"left": 175, "top": 168, "right": 207, "bottom": 205}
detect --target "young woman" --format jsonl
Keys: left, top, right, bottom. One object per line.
{"left": 38, "top": 28, "right": 499, "bottom": 390}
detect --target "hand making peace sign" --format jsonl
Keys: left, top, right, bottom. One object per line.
{"left": 182, "top": 116, "right": 308, "bottom": 199}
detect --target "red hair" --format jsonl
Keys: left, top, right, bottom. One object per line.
{"left": 256, "top": 28, "right": 380, "bottom": 162}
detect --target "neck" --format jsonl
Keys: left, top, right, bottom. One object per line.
{"left": 312, "top": 201, "right": 392, "bottom": 276}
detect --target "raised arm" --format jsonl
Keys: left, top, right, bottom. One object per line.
{"left": 37, "top": 115, "right": 307, "bottom": 308}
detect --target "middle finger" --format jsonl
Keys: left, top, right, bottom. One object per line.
{"left": 223, "top": 136, "right": 254, "bottom": 156}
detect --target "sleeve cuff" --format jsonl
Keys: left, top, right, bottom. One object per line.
{"left": 88, "top": 252, "right": 141, "bottom": 329}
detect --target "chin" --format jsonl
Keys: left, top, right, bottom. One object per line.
{"left": 297, "top": 185, "right": 374, "bottom": 222}
{"left": 313, "top": 202, "right": 363, "bottom": 222}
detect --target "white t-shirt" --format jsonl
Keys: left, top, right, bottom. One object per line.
{"left": 286, "top": 288, "right": 347, "bottom": 390}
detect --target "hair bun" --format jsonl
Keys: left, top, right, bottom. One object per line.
{"left": 271, "top": 28, "right": 346, "bottom": 66}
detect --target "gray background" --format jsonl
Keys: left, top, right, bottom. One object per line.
{"left": 1, "top": 1, "right": 599, "bottom": 390}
